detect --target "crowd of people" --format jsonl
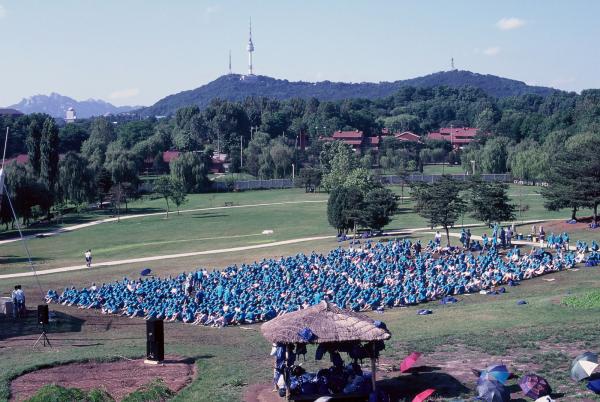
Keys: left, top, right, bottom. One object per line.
{"left": 46, "top": 234, "right": 588, "bottom": 327}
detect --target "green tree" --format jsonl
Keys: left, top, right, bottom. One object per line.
{"left": 153, "top": 176, "right": 174, "bottom": 218}
{"left": 58, "top": 152, "right": 96, "bottom": 205}
{"left": 327, "top": 186, "right": 364, "bottom": 235}
{"left": 170, "top": 151, "right": 210, "bottom": 193}
{"left": 25, "top": 115, "right": 45, "bottom": 176}
{"left": 359, "top": 187, "right": 399, "bottom": 230}
{"left": 297, "top": 168, "right": 322, "bottom": 192}
{"left": 542, "top": 132, "right": 600, "bottom": 223}
{"left": 411, "top": 176, "right": 466, "bottom": 246}
{"left": 322, "top": 147, "right": 360, "bottom": 191}
{"left": 170, "top": 178, "right": 188, "bottom": 215}
{"left": 39, "top": 117, "right": 60, "bottom": 196}
{"left": 469, "top": 180, "right": 516, "bottom": 226}
{"left": 479, "top": 137, "right": 512, "bottom": 173}
{"left": 81, "top": 117, "right": 117, "bottom": 172}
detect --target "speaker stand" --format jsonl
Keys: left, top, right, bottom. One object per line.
{"left": 33, "top": 326, "right": 52, "bottom": 348}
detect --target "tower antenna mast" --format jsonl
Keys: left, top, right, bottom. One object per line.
{"left": 247, "top": 17, "right": 254, "bottom": 75}
{"left": 451, "top": 57, "right": 455, "bottom": 71}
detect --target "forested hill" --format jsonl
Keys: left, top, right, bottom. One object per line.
{"left": 140, "top": 70, "right": 559, "bottom": 117}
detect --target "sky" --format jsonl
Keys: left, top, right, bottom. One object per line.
{"left": 0, "top": 0, "right": 599, "bottom": 107}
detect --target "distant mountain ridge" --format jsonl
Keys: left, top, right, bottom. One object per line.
{"left": 140, "top": 70, "right": 560, "bottom": 117}
{"left": 8, "top": 93, "right": 140, "bottom": 119}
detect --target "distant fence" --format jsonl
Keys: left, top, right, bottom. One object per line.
{"left": 212, "top": 178, "right": 294, "bottom": 191}
{"left": 139, "top": 174, "right": 512, "bottom": 194}
{"left": 380, "top": 173, "right": 512, "bottom": 185}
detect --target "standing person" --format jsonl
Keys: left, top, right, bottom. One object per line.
{"left": 434, "top": 231, "right": 442, "bottom": 246}
{"left": 500, "top": 227, "right": 506, "bottom": 249}
{"left": 12, "top": 285, "right": 25, "bottom": 318}
{"left": 466, "top": 229, "right": 472, "bottom": 249}
{"left": 539, "top": 227, "right": 545, "bottom": 248}
{"left": 506, "top": 227, "right": 512, "bottom": 247}
{"left": 11, "top": 285, "right": 18, "bottom": 319}
{"left": 85, "top": 249, "right": 92, "bottom": 268}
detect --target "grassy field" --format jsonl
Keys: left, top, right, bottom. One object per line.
{"left": 3, "top": 184, "right": 597, "bottom": 276}
{"left": 2, "top": 184, "right": 600, "bottom": 401}
{"left": 1, "top": 265, "right": 599, "bottom": 401}
{"left": 422, "top": 164, "right": 466, "bottom": 175}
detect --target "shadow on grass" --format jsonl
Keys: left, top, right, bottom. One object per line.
{"left": 379, "top": 371, "right": 469, "bottom": 401}
{"left": 0, "top": 309, "right": 84, "bottom": 341}
{"left": 0, "top": 255, "right": 46, "bottom": 265}
{"left": 190, "top": 213, "right": 229, "bottom": 219}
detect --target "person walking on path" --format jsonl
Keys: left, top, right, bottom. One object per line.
{"left": 85, "top": 249, "right": 92, "bottom": 268}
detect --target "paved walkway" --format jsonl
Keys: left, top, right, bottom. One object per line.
{"left": 0, "top": 200, "right": 327, "bottom": 246}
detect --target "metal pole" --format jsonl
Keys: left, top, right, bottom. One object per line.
{"left": 371, "top": 343, "right": 377, "bottom": 392}
{"left": 240, "top": 136, "right": 243, "bottom": 168}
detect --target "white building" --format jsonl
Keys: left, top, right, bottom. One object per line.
{"left": 65, "top": 107, "right": 76, "bottom": 123}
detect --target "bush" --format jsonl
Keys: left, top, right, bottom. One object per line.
{"left": 563, "top": 290, "right": 600, "bottom": 308}
{"left": 25, "top": 384, "right": 87, "bottom": 402}
{"left": 24, "top": 384, "right": 115, "bottom": 402}
{"left": 121, "top": 379, "right": 174, "bottom": 402}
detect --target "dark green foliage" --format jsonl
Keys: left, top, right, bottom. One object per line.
{"left": 120, "top": 379, "right": 174, "bottom": 402}
{"left": 59, "top": 152, "right": 96, "bottom": 205}
{"left": 140, "top": 71, "right": 557, "bottom": 117}
{"left": 25, "top": 114, "right": 47, "bottom": 176}
{"left": 39, "top": 117, "right": 60, "bottom": 194}
{"left": 59, "top": 122, "right": 90, "bottom": 152}
{"left": 469, "top": 180, "right": 516, "bottom": 225}
{"left": 170, "top": 151, "right": 211, "bottom": 193}
{"left": 296, "top": 168, "right": 322, "bottom": 191}
{"left": 411, "top": 176, "right": 467, "bottom": 245}
{"left": 359, "top": 187, "right": 399, "bottom": 230}
{"left": 542, "top": 132, "right": 600, "bottom": 222}
{"left": 327, "top": 186, "right": 364, "bottom": 234}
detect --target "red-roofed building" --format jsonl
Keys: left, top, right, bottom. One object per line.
{"left": 331, "top": 130, "right": 365, "bottom": 152}
{"left": 3, "top": 154, "right": 29, "bottom": 165}
{"left": 162, "top": 150, "right": 181, "bottom": 164}
{"left": 394, "top": 131, "right": 422, "bottom": 144}
{"left": 426, "top": 127, "right": 479, "bottom": 148}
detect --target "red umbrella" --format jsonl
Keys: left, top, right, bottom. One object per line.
{"left": 412, "top": 388, "right": 435, "bottom": 402}
{"left": 401, "top": 352, "right": 422, "bottom": 373}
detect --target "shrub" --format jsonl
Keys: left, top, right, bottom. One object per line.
{"left": 121, "top": 379, "right": 174, "bottom": 402}
{"left": 25, "top": 384, "right": 87, "bottom": 402}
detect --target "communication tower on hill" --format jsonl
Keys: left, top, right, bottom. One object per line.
{"left": 241, "top": 17, "right": 257, "bottom": 81}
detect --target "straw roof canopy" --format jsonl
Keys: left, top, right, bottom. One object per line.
{"left": 261, "top": 301, "right": 391, "bottom": 344}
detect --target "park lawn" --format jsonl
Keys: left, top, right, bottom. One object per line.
{"left": 1, "top": 265, "right": 599, "bottom": 401}
{"left": 1, "top": 184, "right": 590, "bottom": 277}
{"left": 422, "top": 164, "right": 465, "bottom": 175}
{"left": 0, "top": 188, "right": 328, "bottom": 240}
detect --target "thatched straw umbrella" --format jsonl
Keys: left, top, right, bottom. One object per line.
{"left": 261, "top": 301, "right": 391, "bottom": 397}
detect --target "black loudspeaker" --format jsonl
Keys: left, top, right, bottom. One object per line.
{"left": 37, "top": 304, "right": 49, "bottom": 325}
{"left": 146, "top": 319, "right": 164, "bottom": 362}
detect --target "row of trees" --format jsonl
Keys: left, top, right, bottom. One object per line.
{"left": 412, "top": 177, "right": 515, "bottom": 245}
{"left": 5, "top": 86, "right": 600, "bottom": 178}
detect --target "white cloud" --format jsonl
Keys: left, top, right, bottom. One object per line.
{"left": 496, "top": 17, "right": 526, "bottom": 30}
{"left": 203, "top": 5, "right": 219, "bottom": 21}
{"left": 109, "top": 88, "right": 140, "bottom": 100}
{"left": 483, "top": 47, "right": 501, "bottom": 56}
{"left": 0, "top": 5, "right": 6, "bottom": 19}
